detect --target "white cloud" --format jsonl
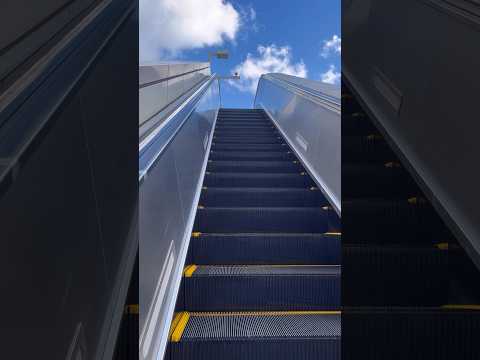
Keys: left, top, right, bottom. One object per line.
{"left": 140, "top": 0, "right": 240, "bottom": 62}
{"left": 230, "top": 45, "right": 307, "bottom": 94}
{"left": 320, "top": 35, "right": 341, "bottom": 58}
{"left": 321, "top": 65, "right": 341, "bottom": 84}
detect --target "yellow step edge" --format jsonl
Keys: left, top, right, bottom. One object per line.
{"left": 407, "top": 197, "right": 426, "bottom": 205}
{"left": 325, "top": 232, "right": 341, "bottom": 236}
{"left": 170, "top": 312, "right": 190, "bottom": 342}
{"left": 442, "top": 305, "right": 480, "bottom": 310}
{"left": 190, "top": 311, "right": 341, "bottom": 317}
{"left": 125, "top": 304, "right": 139, "bottom": 314}
{"left": 366, "top": 134, "right": 382, "bottom": 140}
{"left": 352, "top": 112, "right": 365, "bottom": 118}
{"left": 168, "top": 312, "right": 183, "bottom": 338}
{"left": 385, "top": 161, "right": 401, "bottom": 168}
{"left": 436, "top": 242, "right": 449, "bottom": 250}
{"left": 191, "top": 232, "right": 202, "bottom": 238}
{"left": 183, "top": 265, "right": 198, "bottom": 277}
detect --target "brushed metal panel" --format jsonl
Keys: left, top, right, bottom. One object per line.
{"left": 255, "top": 73, "right": 341, "bottom": 214}
{"left": 139, "top": 81, "right": 168, "bottom": 125}
{"left": 343, "top": 0, "right": 480, "bottom": 266}
{"left": 139, "top": 150, "right": 185, "bottom": 359}
{"left": 139, "top": 77, "right": 219, "bottom": 360}
{"left": 139, "top": 64, "right": 169, "bottom": 86}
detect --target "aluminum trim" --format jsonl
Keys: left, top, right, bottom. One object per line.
{"left": 139, "top": 66, "right": 210, "bottom": 89}
{"left": 138, "top": 74, "right": 216, "bottom": 181}
{"left": 261, "top": 74, "right": 341, "bottom": 114}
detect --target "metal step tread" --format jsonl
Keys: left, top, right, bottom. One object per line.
{"left": 185, "top": 264, "right": 340, "bottom": 276}
{"left": 169, "top": 311, "right": 341, "bottom": 341}
{"left": 188, "top": 232, "right": 341, "bottom": 265}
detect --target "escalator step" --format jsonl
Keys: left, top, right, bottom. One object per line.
{"left": 218, "top": 119, "right": 269, "bottom": 124}
{"left": 211, "top": 143, "right": 287, "bottom": 152}
{"left": 194, "top": 207, "right": 338, "bottom": 233}
{"left": 215, "top": 127, "right": 274, "bottom": 132}
{"left": 167, "top": 311, "right": 340, "bottom": 360}
{"left": 212, "top": 137, "right": 283, "bottom": 144}
{"left": 342, "top": 245, "right": 448, "bottom": 306}
{"left": 214, "top": 131, "right": 278, "bottom": 137}
{"left": 342, "top": 198, "right": 452, "bottom": 244}
{"left": 217, "top": 117, "right": 272, "bottom": 126}
{"left": 214, "top": 134, "right": 279, "bottom": 140}
{"left": 207, "top": 160, "right": 302, "bottom": 173}
{"left": 113, "top": 305, "right": 139, "bottom": 360}
{"left": 209, "top": 151, "right": 295, "bottom": 161}
{"left": 189, "top": 233, "right": 341, "bottom": 265}
{"left": 215, "top": 121, "right": 275, "bottom": 131}
{"left": 343, "top": 163, "right": 419, "bottom": 198}
{"left": 342, "top": 135, "right": 394, "bottom": 163}
{"left": 200, "top": 188, "right": 326, "bottom": 207}
{"left": 342, "top": 115, "right": 378, "bottom": 136}
{"left": 342, "top": 307, "right": 480, "bottom": 360}
{"left": 181, "top": 265, "right": 340, "bottom": 311}
{"left": 215, "top": 130, "right": 275, "bottom": 135}
{"left": 204, "top": 172, "right": 314, "bottom": 188}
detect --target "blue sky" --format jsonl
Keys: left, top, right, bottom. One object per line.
{"left": 140, "top": 0, "right": 340, "bottom": 108}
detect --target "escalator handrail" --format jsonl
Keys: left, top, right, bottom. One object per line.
{"left": 257, "top": 73, "right": 341, "bottom": 114}
{"left": 138, "top": 74, "right": 217, "bottom": 182}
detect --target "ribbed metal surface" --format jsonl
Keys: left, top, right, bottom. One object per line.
{"left": 194, "top": 207, "right": 335, "bottom": 233}
{"left": 209, "top": 151, "right": 295, "bottom": 161}
{"left": 342, "top": 198, "right": 451, "bottom": 244}
{"left": 189, "top": 233, "right": 341, "bottom": 265}
{"left": 193, "top": 265, "right": 340, "bottom": 276}
{"left": 182, "top": 313, "right": 340, "bottom": 339}
{"left": 342, "top": 245, "right": 447, "bottom": 306}
{"left": 343, "top": 308, "right": 480, "bottom": 360}
{"left": 204, "top": 172, "right": 314, "bottom": 188}
{"left": 200, "top": 187, "right": 326, "bottom": 207}
{"left": 207, "top": 160, "right": 303, "bottom": 173}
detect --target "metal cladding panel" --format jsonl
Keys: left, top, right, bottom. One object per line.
{"left": 139, "top": 78, "right": 220, "bottom": 360}
{"left": 0, "top": 3, "right": 138, "bottom": 359}
{"left": 0, "top": 96, "right": 109, "bottom": 359}
{"left": 254, "top": 73, "right": 341, "bottom": 214}
{"left": 343, "top": 0, "right": 480, "bottom": 267}
{"left": 139, "top": 64, "right": 169, "bottom": 86}
{"left": 0, "top": 0, "right": 99, "bottom": 87}
{"left": 167, "top": 75, "right": 185, "bottom": 104}
{"left": 139, "top": 63, "right": 211, "bottom": 127}
{"left": 172, "top": 110, "right": 216, "bottom": 222}
{"left": 139, "top": 149, "right": 186, "bottom": 358}
{"left": 139, "top": 81, "right": 168, "bottom": 124}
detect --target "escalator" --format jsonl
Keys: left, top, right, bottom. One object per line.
{"left": 164, "top": 108, "right": 341, "bottom": 359}
{"left": 341, "top": 84, "right": 480, "bottom": 359}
